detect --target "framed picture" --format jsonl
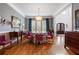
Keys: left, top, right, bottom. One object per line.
{"left": 11, "top": 16, "right": 21, "bottom": 28}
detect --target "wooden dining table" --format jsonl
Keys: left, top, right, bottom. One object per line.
{"left": 30, "top": 33, "right": 48, "bottom": 44}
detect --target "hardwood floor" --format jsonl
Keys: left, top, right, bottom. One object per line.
{"left": 4, "top": 35, "right": 75, "bottom": 55}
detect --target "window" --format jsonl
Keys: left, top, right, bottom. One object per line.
{"left": 32, "top": 19, "right": 46, "bottom": 33}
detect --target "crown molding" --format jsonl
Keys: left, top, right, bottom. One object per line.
{"left": 7, "top": 3, "right": 25, "bottom": 17}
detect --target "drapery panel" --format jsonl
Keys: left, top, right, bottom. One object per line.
{"left": 29, "top": 18, "right": 32, "bottom": 31}
{"left": 46, "top": 18, "right": 49, "bottom": 31}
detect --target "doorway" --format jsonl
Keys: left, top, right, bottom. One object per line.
{"left": 56, "top": 23, "right": 65, "bottom": 34}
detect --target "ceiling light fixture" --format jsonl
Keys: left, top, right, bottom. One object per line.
{"left": 35, "top": 8, "right": 42, "bottom": 21}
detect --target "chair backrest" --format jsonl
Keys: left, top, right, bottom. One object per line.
{"left": 35, "top": 34, "right": 43, "bottom": 41}
{"left": 0, "top": 35, "right": 5, "bottom": 41}
{"left": 27, "top": 32, "right": 32, "bottom": 36}
{"left": 26, "top": 32, "right": 33, "bottom": 39}
{"left": 48, "top": 31, "right": 53, "bottom": 35}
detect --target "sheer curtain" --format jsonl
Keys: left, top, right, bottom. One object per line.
{"left": 32, "top": 20, "right": 36, "bottom": 33}
{"left": 32, "top": 19, "right": 46, "bottom": 33}
{"left": 42, "top": 20, "right": 46, "bottom": 33}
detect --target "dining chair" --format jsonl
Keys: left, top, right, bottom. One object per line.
{"left": 27, "top": 32, "right": 34, "bottom": 43}
{"left": 47, "top": 32, "right": 53, "bottom": 43}
{"left": 35, "top": 33, "right": 44, "bottom": 44}
{"left": 47, "top": 32, "right": 53, "bottom": 39}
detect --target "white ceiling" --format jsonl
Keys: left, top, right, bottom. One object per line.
{"left": 8, "top": 3, "right": 69, "bottom": 17}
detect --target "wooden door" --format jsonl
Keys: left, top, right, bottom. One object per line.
{"left": 56, "top": 23, "right": 65, "bottom": 34}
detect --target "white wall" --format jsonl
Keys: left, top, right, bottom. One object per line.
{"left": 54, "top": 4, "right": 72, "bottom": 33}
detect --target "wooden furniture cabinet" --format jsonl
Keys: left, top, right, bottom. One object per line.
{"left": 65, "top": 32, "right": 79, "bottom": 54}
{"left": 9, "top": 32, "right": 19, "bottom": 43}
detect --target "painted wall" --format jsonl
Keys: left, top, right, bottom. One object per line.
{"left": 54, "top": 4, "right": 72, "bottom": 33}
{"left": 0, "top": 3, "right": 24, "bottom": 33}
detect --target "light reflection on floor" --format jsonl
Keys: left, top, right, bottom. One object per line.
{"left": 53, "top": 34, "right": 68, "bottom": 55}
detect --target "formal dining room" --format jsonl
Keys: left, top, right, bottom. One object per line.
{"left": 0, "top": 3, "right": 79, "bottom": 55}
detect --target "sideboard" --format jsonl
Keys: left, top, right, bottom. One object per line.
{"left": 65, "top": 32, "right": 79, "bottom": 54}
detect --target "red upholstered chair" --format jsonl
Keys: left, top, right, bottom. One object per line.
{"left": 47, "top": 32, "right": 53, "bottom": 43}
{"left": 47, "top": 32, "right": 53, "bottom": 39}
{"left": 0, "top": 34, "right": 12, "bottom": 48}
{"left": 27, "top": 32, "right": 33, "bottom": 42}
{"left": 35, "top": 33, "right": 44, "bottom": 44}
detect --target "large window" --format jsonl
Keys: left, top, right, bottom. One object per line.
{"left": 32, "top": 19, "right": 46, "bottom": 33}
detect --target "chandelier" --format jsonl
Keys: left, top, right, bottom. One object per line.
{"left": 35, "top": 8, "right": 42, "bottom": 21}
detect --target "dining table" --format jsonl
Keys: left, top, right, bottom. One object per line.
{"left": 31, "top": 33, "right": 48, "bottom": 44}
